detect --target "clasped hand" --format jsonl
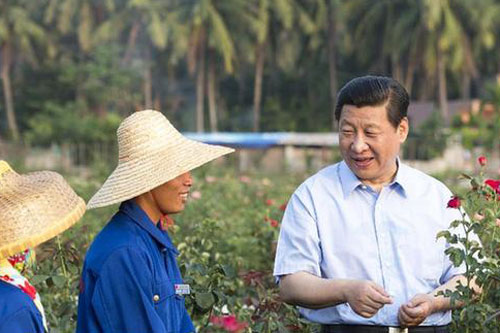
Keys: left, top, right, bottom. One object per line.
{"left": 346, "top": 282, "right": 435, "bottom": 327}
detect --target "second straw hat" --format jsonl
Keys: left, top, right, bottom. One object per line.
{"left": 0, "top": 161, "right": 86, "bottom": 258}
{"left": 87, "top": 110, "right": 234, "bottom": 209}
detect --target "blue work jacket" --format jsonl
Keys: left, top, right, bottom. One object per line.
{"left": 76, "top": 200, "right": 195, "bottom": 333}
{"left": 0, "top": 281, "right": 44, "bottom": 333}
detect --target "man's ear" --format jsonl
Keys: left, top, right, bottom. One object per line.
{"left": 398, "top": 117, "right": 409, "bottom": 143}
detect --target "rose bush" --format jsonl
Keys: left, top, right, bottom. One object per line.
{"left": 26, "top": 159, "right": 500, "bottom": 332}
{"left": 438, "top": 156, "right": 500, "bottom": 332}
{"left": 29, "top": 165, "right": 319, "bottom": 332}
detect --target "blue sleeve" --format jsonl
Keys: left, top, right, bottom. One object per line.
{"left": 91, "top": 247, "right": 168, "bottom": 333}
{"left": 0, "top": 307, "right": 44, "bottom": 333}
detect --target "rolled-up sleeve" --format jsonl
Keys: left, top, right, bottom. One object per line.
{"left": 91, "top": 247, "right": 167, "bottom": 333}
{"left": 273, "top": 186, "right": 321, "bottom": 280}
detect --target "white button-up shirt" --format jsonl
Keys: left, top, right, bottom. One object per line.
{"left": 273, "top": 160, "right": 464, "bottom": 326}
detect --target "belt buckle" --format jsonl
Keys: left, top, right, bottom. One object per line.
{"left": 388, "top": 328, "right": 408, "bottom": 333}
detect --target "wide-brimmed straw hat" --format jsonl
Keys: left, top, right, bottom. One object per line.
{"left": 0, "top": 161, "right": 86, "bottom": 258}
{"left": 87, "top": 110, "right": 234, "bottom": 209}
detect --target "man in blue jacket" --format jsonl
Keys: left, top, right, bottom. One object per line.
{"left": 77, "top": 110, "right": 233, "bottom": 332}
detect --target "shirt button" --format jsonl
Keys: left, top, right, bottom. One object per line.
{"left": 153, "top": 294, "right": 160, "bottom": 302}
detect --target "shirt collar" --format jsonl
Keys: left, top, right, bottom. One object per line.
{"left": 338, "top": 161, "right": 363, "bottom": 198}
{"left": 119, "top": 200, "right": 178, "bottom": 253}
{"left": 338, "top": 158, "right": 414, "bottom": 199}
{"left": 392, "top": 160, "right": 416, "bottom": 199}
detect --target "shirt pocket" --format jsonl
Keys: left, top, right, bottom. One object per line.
{"left": 153, "top": 281, "right": 185, "bottom": 333}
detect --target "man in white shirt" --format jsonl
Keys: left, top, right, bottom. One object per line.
{"left": 274, "top": 76, "right": 468, "bottom": 333}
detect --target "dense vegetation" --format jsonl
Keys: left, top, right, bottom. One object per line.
{"left": 24, "top": 160, "right": 500, "bottom": 332}
{"left": 31, "top": 163, "right": 320, "bottom": 332}
{"left": 2, "top": 0, "right": 500, "bottom": 141}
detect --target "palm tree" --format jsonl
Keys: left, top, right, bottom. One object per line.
{"left": 0, "top": 0, "right": 46, "bottom": 141}
{"left": 305, "top": 0, "right": 340, "bottom": 130}
{"left": 344, "top": 0, "right": 423, "bottom": 91}
{"left": 420, "top": 0, "right": 493, "bottom": 120}
{"left": 248, "top": 0, "right": 294, "bottom": 132}
{"left": 178, "top": 0, "right": 245, "bottom": 132}
{"left": 44, "top": 0, "right": 115, "bottom": 54}
{"left": 343, "top": 0, "right": 494, "bottom": 122}
{"left": 327, "top": 0, "right": 339, "bottom": 130}
{"left": 50, "top": 0, "right": 178, "bottom": 111}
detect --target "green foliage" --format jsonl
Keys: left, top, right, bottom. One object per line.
{"left": 24, "top": 102, "right": 121, "bottom": 144}
{"left": 404, "top": 111, "right": 448, "bottom": 160}
{"left": 451, "top": 88, "right": 500, "bottom": 152}
{"left": 438, "top": 160, "right": 500, "bottom": 332}
{"left": 21, "top": 44, "right": 140, "bottom": 144}
{"left": 29, "top": 164, "right": 318, "bottom": 332}
{"left": 6, "top": 0, "right": 500, "bottom": 138}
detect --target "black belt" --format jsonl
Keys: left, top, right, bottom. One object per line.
{"left": 321, "top": 324, "right": 450, "bottom": 333}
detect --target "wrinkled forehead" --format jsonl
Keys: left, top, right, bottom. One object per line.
{"left": 339, "top": 104, "right": 392, "bottom": 127}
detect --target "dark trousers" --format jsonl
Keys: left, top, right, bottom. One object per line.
{"left": 321, "top": 324, "right": 450, "bottom": 333}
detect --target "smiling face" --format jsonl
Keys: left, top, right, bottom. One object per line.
{"left": 339, "top": 103, "right": 409, "bottom": 189}
{"left": 151, "top": 172, "right": 193, "bottom": 215}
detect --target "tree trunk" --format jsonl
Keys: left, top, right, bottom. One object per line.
{"left": 143, "top": 45, "right": 153, "bottom": 109}
{"left": 196, "top": 28, "right": 206, "bottom": 132}
{"left": 0, "top": 42, "right": 19, "bottom": 141}
{"left": 392, "top": 57, "right": 404, "bottom": 87}
{"left": 418, "top": 72, "right": 435, "bottom": 102}
{"left": 437, "top": 44, "right": 449, "bottom": 123}
{"left": 404, "top": 51, "right": 418, "bottom": 97}
{"left": 461, "top": 70, "right": 471, "bottom": 101}
{"left": 207, "top": 49, "right": 218, "bottom": 132}
{"left": 122, "top": 19, "right": 141, "bottom": 65}
{"left": 327, "top": 1, "right": 338, "bottom": 130}
{"left": 253, "top": 41, "right": 265, "bottom": 132}
{"left": 461, "top": 34, "right": 477, "bottom": 100}
{"left": 497, "top": 46, "right": 500, "bottom": 75}
{"left": 404, "top": 26, "right": 422, "bottom": 97}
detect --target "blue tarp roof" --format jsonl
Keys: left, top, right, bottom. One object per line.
{"left": 183, "top": 132, "right": 338, "bottom": 148}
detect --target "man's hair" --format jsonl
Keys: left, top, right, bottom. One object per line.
{"left": 334, "top": 75, "right": 409, "bottom": 128}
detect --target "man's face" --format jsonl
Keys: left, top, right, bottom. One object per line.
{"left": 339, "top": 104, "right": 408, "bottom": 187}
{"left": 151, "top": 172, "right": 193, "bottom": 214}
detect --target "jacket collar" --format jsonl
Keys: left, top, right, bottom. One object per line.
{"left": 119, "top": 200, "right": 178, "bottom": 254}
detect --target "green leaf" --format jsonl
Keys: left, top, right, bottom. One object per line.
{"left": 31, "top": 274, "right": 49, "bottom": 285}
{"left": 221, "top": 264, "right": 236, "bottom": 278}
{"left": 195, "top": 292, "right": 215, "bottom": 310}
{"left": 51, "top": 275, "right": 66, "bottom": 288}
{"left": 436, "top": 230, "right": 451, "bottom": 240}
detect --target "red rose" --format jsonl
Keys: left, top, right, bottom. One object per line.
{"left": 478, "top": 156, "right": 487, "bottom": 166}
{"left": 265, "top": 199, "right": 275, "bottom": 206}
{"left": 447, "top": 196, "right": 461, "bottom": 209}
{"left": 279, "top": 202, "right": 287, "bottom": 211}
{"left": 210, "top": 314, "right": 248, "bottom": 332}
{"left": 270, "top": 219, "right": 279, "bottom": 228}
{"left": 485, "top": 179, "right": 500, "bottom": 194}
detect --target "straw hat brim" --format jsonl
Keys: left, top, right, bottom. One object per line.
{"left": 0, "top": 170, "right": 86, "bottom": 258}
{"left": 87, "top": 138, "right": 233, "bottom": 209}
